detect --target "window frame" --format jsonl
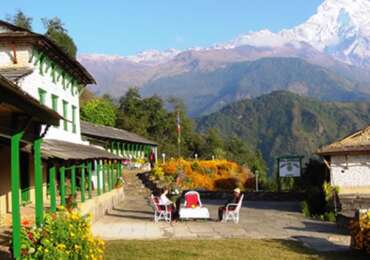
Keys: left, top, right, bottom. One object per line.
{"left": 62, "top": 100, "right": 68, "bottom": 131}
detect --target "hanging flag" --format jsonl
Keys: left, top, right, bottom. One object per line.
{"left": 176, "top": 111, "right": 181, "bottom": 144}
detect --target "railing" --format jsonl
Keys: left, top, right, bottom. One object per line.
{"left": 47, "top": 160, "right": 123, "bottom": 212}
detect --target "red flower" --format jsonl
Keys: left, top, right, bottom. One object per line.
{"left": 27, "top": 232, "right": 34, "bottom": 241}
{"left": 21, "top": 219, "right": 30, "bottom": 227}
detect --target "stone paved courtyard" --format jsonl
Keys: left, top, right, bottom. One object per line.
{"left": 92, "top": 171, "right": 351, "bottom": 252}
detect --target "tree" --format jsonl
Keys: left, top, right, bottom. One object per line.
{"left": 42, "top": 17, "right": 77, "bottom": 58}
{"left": 80, "top": 97, "right": 117, "bottom": 127}
{"left": 6, "top": 10, "right": 32, "bottom": 30}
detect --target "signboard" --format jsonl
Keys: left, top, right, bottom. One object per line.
{"left": 279, "top": 157, "right": 302, "bottom": 177}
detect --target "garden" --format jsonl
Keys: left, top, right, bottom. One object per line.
{"left": 18, "top": 206, "right": 104, "bottom": 259}
{"left": 150, "top": 159, "right": 255, "bottom": 191}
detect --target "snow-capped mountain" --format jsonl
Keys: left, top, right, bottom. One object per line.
{"left": 79, "top": 0, "right": 370, "bottom": 101}
{"left": 226, "top": 0, "right": 370, "bottom": 68}
{"left": 81, "top": 0, "right": 370, "bottom": 69}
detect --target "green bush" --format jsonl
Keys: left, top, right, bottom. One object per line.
{"left": 301, "top": 201, "right": 310, "bottom": 218}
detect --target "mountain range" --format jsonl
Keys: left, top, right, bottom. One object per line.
{"left": 197, "top": 91, "right": 370, "bottom": 170}
{"left": 79, "top": 0, "right": 370, "bottom": 112}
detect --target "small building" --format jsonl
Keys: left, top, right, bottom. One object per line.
{"left": 81, "top": 120, "right": 158, "bottom": 163}
{"left": 317, "top": 125, "right": 370, "bottom": 194}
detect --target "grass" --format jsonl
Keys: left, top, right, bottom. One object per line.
{"left": 105, "top": 239, "right": 367, "bottom": 260}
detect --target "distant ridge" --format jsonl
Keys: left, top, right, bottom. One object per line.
{"left": 197, "top": 90, "right": 370, "bottom": 170}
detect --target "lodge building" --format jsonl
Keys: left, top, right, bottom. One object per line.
{"left": 0, "top": 20, "right": 157, "bottom": 258}
{"left": 317, "top": 126, "right": 370, "bottom": 194}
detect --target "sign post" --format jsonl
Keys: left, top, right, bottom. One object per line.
{"left": 277, "top": 155, "right": 303, "bottom": 191}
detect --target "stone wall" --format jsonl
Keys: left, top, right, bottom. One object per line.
{"left": 331, "top": 154, "right": 370, "bottom": 193}
{"left": 78, "top": 187, "right": 124, "bottom": 222}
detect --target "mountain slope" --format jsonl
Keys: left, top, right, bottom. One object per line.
{"left": 197, "top": 91, "right": 370, "bottom": 171}
{"left": 142, "top": 57, "right": 370, "bottom": 116}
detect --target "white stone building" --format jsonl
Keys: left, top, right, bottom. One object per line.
{"left": 0, "top": 21, "right": 94, "bottom": 144}
{"left": 317, "top": 125, "right": 370, "bottom": 194}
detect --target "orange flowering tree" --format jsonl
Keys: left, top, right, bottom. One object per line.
{"left": 154, "top": 159, "right": 254, "bottom": 191}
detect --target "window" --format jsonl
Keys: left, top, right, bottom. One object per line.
{"left": 51, "top": 95, "right": 59, "bottom": 128}
{"left": 62, "top": 100, "right": 68, "bottom": 131}
{"left": 51, "top": 94, "right": 58, "bottom": 112}
{"left": 72, "top": 105, "right": 77, "bottom": 133}
{"left": 38, "top": 88, "right": 46, "bottom": 105}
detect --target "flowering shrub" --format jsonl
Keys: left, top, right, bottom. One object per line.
{"left": 19, "top": 207, "right": 105, "bottom": 259}
{"left": 350, "top": 210, "right": 370, "bottom": 254}
{"left": 153, "top": 159, "right": 253, "bottom": 191}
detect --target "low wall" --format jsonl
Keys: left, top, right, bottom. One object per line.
{"left": 138, "top": 172, "right": 304, "bottom": 201}
{"left": 78, "top": 187, "right": 124, "bottom": 222}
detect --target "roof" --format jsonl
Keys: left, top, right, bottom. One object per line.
{"left": 39, "top": 139, "right": 123, "bottom": 160}
{"left": 81, "top": 121, "right": 158, "bottom": 146}
{"left": 0, "top": 73, "right": 61, "bottom": 125}
{"left": 316, "top": 125, "right": 370, "bottom": 155}
{"left": 0, "top": 20, "right": 95, "bottom": 85}
{"left": 0, "top": 67, "right": 33, "bottom": 81}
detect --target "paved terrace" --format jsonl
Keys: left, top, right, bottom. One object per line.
{"left": 92, "top": 171, "right": 350, "bottom": 252}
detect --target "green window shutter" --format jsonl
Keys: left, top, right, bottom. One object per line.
{"left": 51, "top": 94, "right": 58, "bottom": 112}
{"left": 62, "top": 100, "right": 68, "bottom": 131}
{"left": 38, "top": 88, "right": 46, "bottom": 105}
{"left": 51, "top": 95, "right": 59, "bottom": 128}
{"left": 72, "top": 105, "right": 77, "bottom": 133}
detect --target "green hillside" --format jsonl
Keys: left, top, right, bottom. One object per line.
{"left": 197, "top": 91, "right": 370, "bottom": 171}
{"left": 142, "top": 57, "right": 370, "bottom": 117}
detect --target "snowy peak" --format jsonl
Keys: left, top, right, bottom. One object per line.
{"left": 82, "top": 0, "right": 370, "bottom": 69}
{"left": 126, "top": 48, "right": 181, "bottom": 65}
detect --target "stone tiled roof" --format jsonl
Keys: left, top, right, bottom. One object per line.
{"left": 81, "top": 121, "right": 157, "bottom": 146}
{"left": 0, "top": 67, "right": 33, "bottom": 81}
{"left": 316, "top": 125, "right": 370, "bottom": 155}
{"left": 39, "top": 139, "right": 124, "bottom": 160}
{"left": 0, "top": 20, "right": 95, "bottom": 85}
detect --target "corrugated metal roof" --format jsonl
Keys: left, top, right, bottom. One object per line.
{"left": 40, "top": 139, "right": 124, "bottom": 160}
{"left": 81, "top": 121, "right": 157, "bottom": 146}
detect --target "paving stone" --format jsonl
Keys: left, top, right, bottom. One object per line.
{"left": 91, "top": 171, "right": 351, "bottom": 252}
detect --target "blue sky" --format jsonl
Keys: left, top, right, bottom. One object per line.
{"left": 1, "top": 0, "right": 323, "bottom": 56}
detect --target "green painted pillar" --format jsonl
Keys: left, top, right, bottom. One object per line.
{"left": 49, "top": 166, "right": 57, "bottom": 212}
{"left": 87, "top": 162, "right": 92, "bottom": 199}
{"left": 81, "top": 164, "right": 85, "bottom": 202}
{"left": 11, "top": 131, "right": 24, "bottom": 259}
{"left": 71, "top": 165, "right": 76, "bottom": 196}
{"left": 107, "top": 161, "right": 112, "bottom": 190}
{"left": 97, "top": 162, "right": 101, "bottom": 195}
{"left": 102, "top": 162, "right": 106, "bottom": 193}
{"left": 60, "top": 167, "right": 66, "bottom": 206}
{"left": 34, "top": 138, "right": 44, "bottom": 227}
{"left": 111, "top": 141, "right": 115, "bottom": 155}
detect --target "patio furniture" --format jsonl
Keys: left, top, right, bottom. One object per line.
{"left": 222, "top": 194, "right": 244, "bottom": 224}
{"left": 179, "top": 191, "right": 210, "bottom": 220}
{"left": 150, "top": 195, "right": 173, "bottom": 223}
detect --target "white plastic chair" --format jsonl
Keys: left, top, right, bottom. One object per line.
{"left": 222, "top": 194, "right": 244, "bottom": 224}
{"left": 150, "top": 195, "right": 172, "bottom": 223}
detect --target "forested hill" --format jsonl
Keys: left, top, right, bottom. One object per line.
{"left": 197, "top": 91, "right": 370, "bottom": 171}
{"left": 142, "top": 57, "right": 370, "bottom": 117}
